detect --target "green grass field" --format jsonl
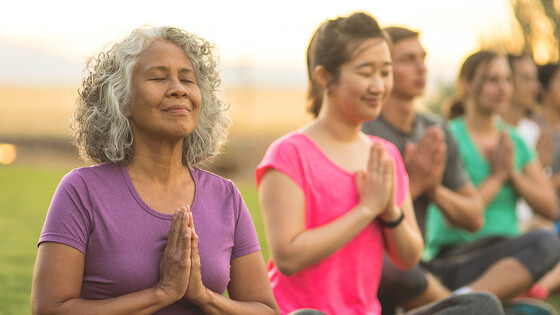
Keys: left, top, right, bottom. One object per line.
{"left": 0, "top": 164, "right": 70, "bottom": 315}
{"left": 2, "top": 163, "right": 560, "bottom": 314}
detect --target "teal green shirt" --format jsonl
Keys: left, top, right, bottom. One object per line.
{"left": 423, "top": 117, "right": 536, "bottom": 261}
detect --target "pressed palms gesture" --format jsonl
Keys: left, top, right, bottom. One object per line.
{"left": 157, "top": 207, "right": 192, "bottom": 302}
{"left": 489, "top": 131, "right": 514, "bottom": 181}
{"left": 182, "top": 206, "right": 208, "bottom": 304}
{"left": 355, "top": 142, "right": 395, "bottom": 219}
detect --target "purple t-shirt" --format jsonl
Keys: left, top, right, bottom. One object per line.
{"left": 39, "top": 163, "right": 260, "bottom": 314}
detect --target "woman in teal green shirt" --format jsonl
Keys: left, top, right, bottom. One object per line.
{"left": 422, "top": 50, "right": 560, "bottom": 304}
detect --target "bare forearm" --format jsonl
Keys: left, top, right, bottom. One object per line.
{"left": 511, "top": 171, "right": 558, "bottom": 220}
{"left": 432, "top": 185, "right": 484, "bottom": 232}
{"left": 33, "top": 286, "right": 173, "bottom": 315}
{"left": 382, "top": 219, "right": 423, "bottom": 269}
{"left": 477, "top": 174, "right": 505, "bottom": 206}
{"left": 379, "top": 195, "right": 423, "bottom": 269}
{"left": 272, "top": 204, "right": 376, "bottom": 275}
{"left": 190, "top": 290, "right": 277, "bottom": 315}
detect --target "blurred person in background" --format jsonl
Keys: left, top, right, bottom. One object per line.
{"left": 31, "top": 26, "right": 278, "bottom": 315}
{"left": 536, "top": 63, "right": 560, "bottom": 220}
{"left": 423, "top": 50, "right": 560, "bottom": 313}
{"left": 257, "top": 12, "right": 503, "bottom": 315}
{"left": 362, "top": 26, "right": 484, "bottom": 315}
{"left": 502, "top": 54, "right": 555, "bottom": 233}
{"left": 518, "top": 62, "right": 560, "bottom": 299}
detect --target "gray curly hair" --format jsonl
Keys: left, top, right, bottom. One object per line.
{"left": 72, "top": 26, "right": 231, "bottom": 166}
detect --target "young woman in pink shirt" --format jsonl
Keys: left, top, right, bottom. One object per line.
{"left": 256, "top": 12, "right": 502, "bottom": 315}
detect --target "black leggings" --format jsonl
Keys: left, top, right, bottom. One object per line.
{"left": 378, "top": 255, "right": 429, "bottom": 315}
{"left": 422, "top": 229, "right": 560, "bottom": 290}
{"left": 289, "top": 292, "right": 504, "bottom": 315}
{"left": 406, "top": 292, "right": 504, "bottom": 315}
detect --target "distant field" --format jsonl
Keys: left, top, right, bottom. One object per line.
{"left": 0, "top": 84, "right": 313, "bottom": 182}
{"left": 0, "top": 85, "right": 312, "bottom": 139}
{"left": 0, "top": 86, "right": 76, "bottom": 139}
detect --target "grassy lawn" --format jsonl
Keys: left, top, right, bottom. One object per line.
{"left": 0, "top": 164, "right": 70, "bottom": 315}
{"left": 236, "top": 181, "right": 270, "bottom": 263}
{"left": 2, "top": 163, "right": 559, "bottom": 314}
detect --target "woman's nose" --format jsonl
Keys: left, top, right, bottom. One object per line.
{"left": 368, "top": 76, "right": 384, "bottom": 93}
{"left": 168, "top": 78, "right": 188, "bottom": 98}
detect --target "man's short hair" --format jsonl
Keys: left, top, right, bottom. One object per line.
{"left": 383, "top": 26, "right": 419, "bottom": 44}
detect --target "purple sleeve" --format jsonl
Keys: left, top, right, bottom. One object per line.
{"left": 38, "top": 170, "right": 92, "bottom": 254}
{"left": 230, "top": 182, "right": 261, "bottom": 260}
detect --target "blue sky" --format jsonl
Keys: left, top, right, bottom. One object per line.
{"left": 0, "top": 0, "right": 512, "bottom": 87}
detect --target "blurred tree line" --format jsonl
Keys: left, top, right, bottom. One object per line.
{"left": 481, "top": 0, "right": 560, "bottom": 64}
{"left": 426, "top": 0, "right": 560, "bottom": 116}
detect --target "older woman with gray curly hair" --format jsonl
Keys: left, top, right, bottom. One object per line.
{"left": 31, "top": 26, "right": 279, "bottom": 315}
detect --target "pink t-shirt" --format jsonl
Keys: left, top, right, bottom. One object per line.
{"left": 256, "top": 132, "right": 409, "bottom": 315}
{"left": 39, "top": 164, "right": 260, "bottom": 314}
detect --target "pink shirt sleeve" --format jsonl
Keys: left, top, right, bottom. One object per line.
{"left": 256, "top": 135, "right": 304, "bottom": 189}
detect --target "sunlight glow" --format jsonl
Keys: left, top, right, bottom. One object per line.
{"left": 0, "top": 144, "right": 17, "bottom": 164}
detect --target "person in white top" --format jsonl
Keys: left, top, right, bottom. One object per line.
{"left": 502, "top": 54, "right": 554, "bottom": 232}
{"left": 501, "top": 55, "right": 560, "bottom": 300}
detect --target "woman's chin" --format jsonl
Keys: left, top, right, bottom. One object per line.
{"left": 362, "top": 109, "right": 382, "bottom": 122}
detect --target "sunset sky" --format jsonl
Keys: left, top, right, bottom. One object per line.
{"left": 0, "top": 0, "right": 513, "bottom": 87}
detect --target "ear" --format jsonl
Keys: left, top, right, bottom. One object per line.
{"left": 314, "top": 65, "right": 332, "bottom": 89}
